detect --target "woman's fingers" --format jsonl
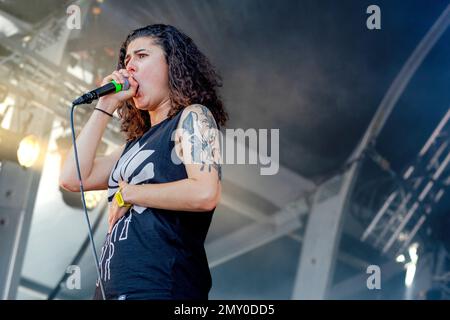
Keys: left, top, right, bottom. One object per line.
{"left": 108, "top": 202, "right": 115, "bottom": 233}
{"left": 107, "top": 204, "right": 130, "bottom": 234}
{"left": 97, "top": 69, "right": 137, "bottom": 107}
{"left": 115, "top": 69, "right": 133, "bottom": 86}
{"left": 120, "top": 71, "right": 138, "bottom": 94}
{"left": 112, "top": 70, "right": 126, "bottom": 85}
{"left": 128, "top": 76, "right": 139, "bottom": 91}
{"left": 101, "top": 74, "right": 114, "bottom": 86}
{"left": 101, "top": 69, "right": 131, "bottom": 85}
{"left": 109, "top": 215, "right": 118, "bottom": 233}
{"left": 118, "top": 69, "right": 130, "bottom": 78}
{"left": 108, "top": 212, "right": 113, "bottom": 233}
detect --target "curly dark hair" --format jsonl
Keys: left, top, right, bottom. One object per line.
{"left": 116, "top": 24, "right": 228, "bottom": 141}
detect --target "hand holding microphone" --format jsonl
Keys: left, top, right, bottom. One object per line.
{"left": 72, "top": 69, "right": 139, "bottom": 114}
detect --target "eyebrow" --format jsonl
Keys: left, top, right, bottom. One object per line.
{"left": 124, "top": 49, "right": 148, "bottom": 64}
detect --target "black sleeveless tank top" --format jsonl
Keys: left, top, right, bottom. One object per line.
{"left": 96, "top": 109, "right": 214, "bottom": 300}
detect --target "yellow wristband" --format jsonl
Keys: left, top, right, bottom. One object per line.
{"left": 114, "top": 188, "right": 131, "bottom": 207}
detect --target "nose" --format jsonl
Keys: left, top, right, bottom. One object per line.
{"left": 126, "top": 61, "right": 137, "bottom": 74}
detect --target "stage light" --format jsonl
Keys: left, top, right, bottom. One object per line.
{"left": 17, "top": 134, "right": 40, "bottom": 168}
{"left": 92, "top": 6, "right": 102, "bottom": 16}
{"left": 404, "top": 243, "right": 419, "bottom": 287}
{"left": 22, "top": 35, "right": 32, "bottom": 43}
{"left": 85, "top": 190, "right": 103, "bottom": 210}
{"left": 0, "top": 128, "right": 41, "bottom": 168}
{"left": 405, "top": 263, "right": 416, "bottom": 288}
{"left": 59, "top": 186, "right": 104, "bottom": 211}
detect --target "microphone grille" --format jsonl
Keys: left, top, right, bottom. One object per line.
{"left": 122, "top": 78, "right": 130, "bottom": 91}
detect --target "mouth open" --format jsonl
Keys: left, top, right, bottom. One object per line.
{"left": 134, "top": 85, "right": 141, "bottom": 97}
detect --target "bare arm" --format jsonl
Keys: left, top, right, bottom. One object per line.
{"left": 121, "top": 176, "right": 220, "bottom": 212}
{"left": 59, "top": 142, "right": 125, "bottom": 192}
{"left": 58, "top": 99, "right": 126, "bottom": 192}
{"left": 119, "top": 104, "right": 222, "bottom": 212}
{"left": 59, "top": 68, "right": 138, "bottom": 192}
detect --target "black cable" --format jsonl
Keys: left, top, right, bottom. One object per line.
{"left": 70, "top": 103, "right": 106, "bottom": 300}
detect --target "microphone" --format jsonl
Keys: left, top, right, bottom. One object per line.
{"left": 72, "top": 79, "right": 130, "bottom": 106}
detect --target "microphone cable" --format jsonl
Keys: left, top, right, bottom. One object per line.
{"left": 69, "top": 103, "right": 106, "bottom": 300}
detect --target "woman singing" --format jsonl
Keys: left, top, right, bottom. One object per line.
{"left": 59, "top": 24, "right": 227, "bottom": 300}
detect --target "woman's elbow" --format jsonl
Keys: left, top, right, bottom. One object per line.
{"left": 59, "top": 176, "right": 79, "bottom": 192}
{"left": 196, "top": 187, "right": 220, "bottom": 211}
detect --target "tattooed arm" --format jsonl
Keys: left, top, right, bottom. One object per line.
{"left": 177, "top": 104, "right": 222, "bottom": 180}
{"left": 117, "top": 104, "right": 222, "bottom": 213}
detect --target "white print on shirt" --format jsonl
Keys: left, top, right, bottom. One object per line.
{"left": 107, "top": 142, "right": 155, "bottom": 215}
{"left": 98, "top": 141, "right": 156, "bottom": 285}
{"left": 97, "top": 214, "right": 132, "bottom": 284}
{"left": 108, "top": 140, "right": 145, "bottom": 197}
{"left": 119, "top": 213, "right": 132, "bottom": 241}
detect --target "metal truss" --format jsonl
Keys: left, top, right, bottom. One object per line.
{"left": 207, "top": 196, "right": 309, "bottom": 268}
{"left": 0, "top": 2, "right": 124, "bottom": 147}
{"left": 291, "top": 4, "right": 450, "bottom": 299}
{"left": 361, "top": 108, "right": 450, "bottom": 256}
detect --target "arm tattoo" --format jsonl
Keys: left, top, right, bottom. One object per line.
{"left": 181, "top": 105, "right": 222, "bottom": 180}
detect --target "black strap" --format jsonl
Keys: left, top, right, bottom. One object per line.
{"left": 94, "top": 107, "right": 114, "bottom": 118}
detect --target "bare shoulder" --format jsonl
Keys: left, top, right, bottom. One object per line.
{"left": 174, "top": 104, "right": 222, "bottom": 179}
{"left": 177, "top": 104, "right": 218, "bottom": 131}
